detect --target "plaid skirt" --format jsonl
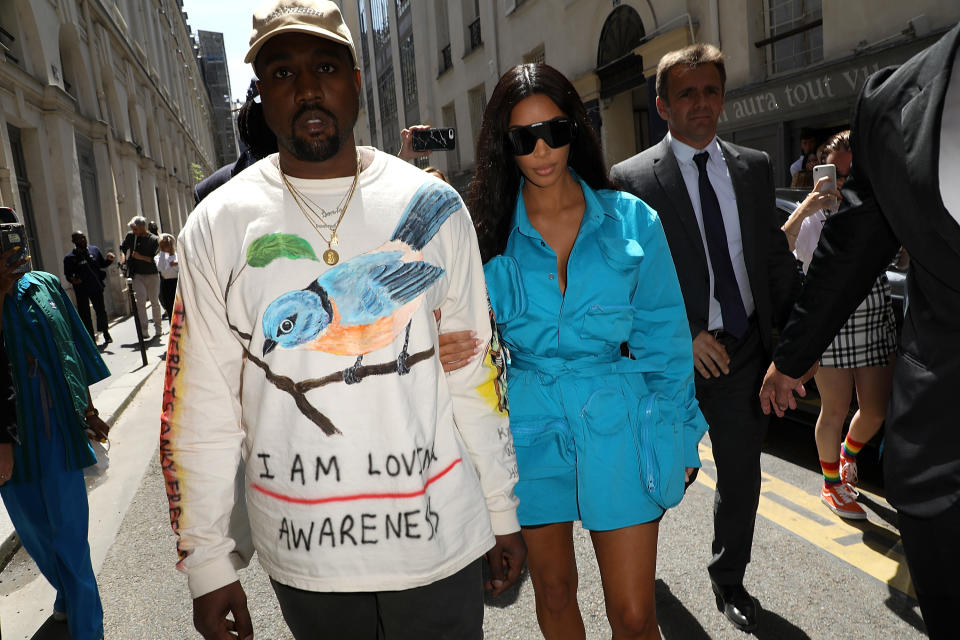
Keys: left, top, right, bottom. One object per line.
{"left": 820, "top": 274, "right": 898, "bottom": 368}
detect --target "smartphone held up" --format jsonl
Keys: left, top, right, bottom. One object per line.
{"left": 812, "top": 164, "right": 840, "bottom": 215}
{"left": 412, "top": 127, "right": 456, "bottom": 152}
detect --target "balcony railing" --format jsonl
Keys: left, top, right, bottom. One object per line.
{"left": 468, "top": 18, "right": 482, "bottom": 52}
{"left": 439, "top": 44, "right": 453, "bottom": 74}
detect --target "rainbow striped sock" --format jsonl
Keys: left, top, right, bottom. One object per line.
{"left": 821, "top": 459, "right": 841, "bottom": 485}
{"left": 842, "top": 435, "right": 866, "bottom": 460}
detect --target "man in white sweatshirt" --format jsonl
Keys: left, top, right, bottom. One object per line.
{"left": 161, "top": 2, "right": 524, "bottom": 638}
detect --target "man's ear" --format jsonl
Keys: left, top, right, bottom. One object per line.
{"left": 353, "top": 68, "right": 362, "bottom": 93}
{"left": 655, "top": 95, "right": 669, "bottom": 122}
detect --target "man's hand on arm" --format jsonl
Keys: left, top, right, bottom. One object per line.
{"left": 193, "top": 580, "right": 253, "bottom": 640}
{"left": 758, "top": 361, "right": 817, "bottom": 418}
{"left": 484, "top": 532, "right": 527, "bottom": 596}
{"left": 692, "top": 330, "right": 730, "bottom": 379}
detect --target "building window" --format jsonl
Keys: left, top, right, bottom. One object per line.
{"left": 463, "top": 0, "right": 482, "bottom": 54}
{"left": 371, "top": 0, "right": 401, "bottom": 154}
{"left": 764, "top": 0, "right": 823, "bottom": 75}
{"left": 523, "top": 44, "right": 545, "bottom": 65}
{"left": 356, "top": 0, "right": 371, "bottom": 69}
{"left": 468, "top": 84, "right": 486, "bottom": 152}
{"left": 0, "top": 5, "right": 21, "bottom": 66}
{"left": 435, "top": 0, "right": 452, "bottom": 75}
{"left": 399, "top": 33, "right": 418, "bottom": 110}
{"left": 395, "top": 0, "right": 410, "bottom": 18}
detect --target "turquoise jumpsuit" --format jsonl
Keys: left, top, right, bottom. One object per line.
{"left": 484, "top": 173, "right": 708, "bottom": 530}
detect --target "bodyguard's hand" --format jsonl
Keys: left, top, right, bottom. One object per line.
{"left": 692, "top": 330, "right": 730, "bottom": 378}
{"left": 485, "top": 532, "right": 526, "bottom": 596}
{"left": 759, "top": 362, "right": 816, "bottom": 417}
{"left": 0, "top": 443, "right": 14, "bottom": 486}
{"left": 193, "top": 580, "right": 254, "bottom": 640}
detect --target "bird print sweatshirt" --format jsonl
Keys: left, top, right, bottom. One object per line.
{"left": 162, "top": 148, "right": 519, "bottom": 597}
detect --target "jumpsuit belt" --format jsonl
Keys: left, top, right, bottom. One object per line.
{"left": 509, "top": 352, "right": 650, "bottom": 395}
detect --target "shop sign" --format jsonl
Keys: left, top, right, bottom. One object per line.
{"left": 718, "top": 37, "right": 936, "bottom": 128}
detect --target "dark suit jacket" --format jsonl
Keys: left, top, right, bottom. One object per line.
{"left": 774, "top": 23, "right": 960, "bottom": 518}
{"left": 611, "top": 137, "right": 801, "bottom": 359}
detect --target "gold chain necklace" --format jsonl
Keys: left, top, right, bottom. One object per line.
{"left": 279, "top": 151, "right": 361, "bottom": 265}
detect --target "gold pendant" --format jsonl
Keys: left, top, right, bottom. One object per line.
{"left": 323, "top": 248, "right": 339, "bottom": 265}
{"left": 330, "top": 234, "right": 339, "bottom": 247}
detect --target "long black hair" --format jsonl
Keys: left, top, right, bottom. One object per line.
{"left": 468, "top": 63, "right": 613, "bottom": 262}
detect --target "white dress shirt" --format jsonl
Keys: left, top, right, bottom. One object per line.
{"left": 669, "top": 133, "right": 756, "bottom": 332}
{"left": 940, "top": 47, "right": 960, "bottom": 225}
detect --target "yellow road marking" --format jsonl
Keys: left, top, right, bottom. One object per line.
{"left": 696, "top": 443, "right": 916, "bottom": 599}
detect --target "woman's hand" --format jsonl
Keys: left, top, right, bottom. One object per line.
{"left": 0, "top": 443, "right": 14, "bottom": 486}
{"left": 796, "top": 176, "right": 841, "bottom": 219}
{"left": 438, "top": 330, "right": 481, "bottom": 373}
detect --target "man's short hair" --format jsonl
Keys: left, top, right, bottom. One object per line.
{"left": 656, "top": 43, "right": 727, "bottom": 105}
{"left": 72, "top": 230, "right": 86, "bottom": 240}
{"left": 128, "top": 216, "right": 147, "bottom": 228}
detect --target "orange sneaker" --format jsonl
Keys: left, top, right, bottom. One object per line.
{"left": 821, "top": 483, "right": 866, "bottom": 520}
{"left": 839, "top": 453, "right": 860, "bottom": 496}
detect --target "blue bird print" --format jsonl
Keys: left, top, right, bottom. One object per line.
{"left": 262, "top": 183, "right": 460, "bottom": 383}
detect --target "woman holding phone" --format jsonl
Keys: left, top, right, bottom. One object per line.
{"left": 780, "top": 130, "right": 897, "bottom": 520}
{"left": 449, "top": 63, "right": 707, "bottom": 640}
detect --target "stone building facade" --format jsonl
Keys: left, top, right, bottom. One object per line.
{"left": 340, "top": 0, "right": 958, "bottom": 192}
{"left": 0, "top": 0, "right": 217, "bottom": 313}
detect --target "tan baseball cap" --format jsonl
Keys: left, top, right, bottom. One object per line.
{"left": 245, "top": 0, "right": 358, "bottom": 68}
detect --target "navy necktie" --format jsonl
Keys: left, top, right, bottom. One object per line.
{"left": 693, "top": 151, "right": 749, "bottom": 338}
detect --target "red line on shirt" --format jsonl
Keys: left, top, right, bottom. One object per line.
{"left": 250, "top": 457, "right": 463, "bottom": 505}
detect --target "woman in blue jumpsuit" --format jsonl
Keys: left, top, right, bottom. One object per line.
{"left": 463, "top": 64, "right": 708, "bottom": 639}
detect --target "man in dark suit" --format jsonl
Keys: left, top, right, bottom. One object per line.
{"left": 611, "top": 43, "right": 801, "bottom": 633}
{"left": 761, "top": 23, "right": 960, "bottom": 639}
{"left": 63, "top": 230, "right": 115, "bottom": 344}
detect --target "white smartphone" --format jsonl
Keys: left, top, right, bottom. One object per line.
{"left": 812, "top": 164, "right": 839, "bottom": 215}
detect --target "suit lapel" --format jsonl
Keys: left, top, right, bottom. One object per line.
{"left": 900, "top": 25, "right": 960, "bottom": 245}
{"left": 652, "top": 139, "right": 709, "bottom": 272}
{"left": 719, "top": 140, "right": 758, "bottom": 281}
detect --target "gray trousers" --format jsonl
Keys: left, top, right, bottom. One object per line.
{"left": 132, "top": 272, "right": 162, "bottom": 331}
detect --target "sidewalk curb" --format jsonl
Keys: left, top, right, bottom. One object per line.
{"left": 0, "top": 358, "right": 165, "bottom": 572}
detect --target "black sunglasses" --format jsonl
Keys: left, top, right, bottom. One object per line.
{"left": 505, "top": 118, "right": 578, "bottom": 156}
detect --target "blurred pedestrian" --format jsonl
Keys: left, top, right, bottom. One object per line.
{"left": 424, "top": 165, "right": 449, "bottom": 183}
{"left": 63, "top": 230, "right": 115, "bottom": 345}
{"left": 789, "top": 129, "right": 817, "bottom": 179}
{"left": 0, "top": 208, "right": 111, "bottom": 640}
{"left": 155, "top": 233, "right": 178, "bottom": 321}
{"left": 466, "top": 62, "right": 707, "bottom": 640}
{"left": 780, "top": 131, "right": 897, "bottom": 520}
{"left": 119, "top": 216, "right": 163, "bottom": 339}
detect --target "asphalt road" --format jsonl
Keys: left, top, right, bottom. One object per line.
{"left": 0, "top": 367, "right": 928, "bottom": 639}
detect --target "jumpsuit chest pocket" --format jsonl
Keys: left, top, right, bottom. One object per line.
{"left": 579, "top": 305, "right": 634, "bottom": 344}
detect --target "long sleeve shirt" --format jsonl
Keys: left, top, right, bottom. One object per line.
{"left": 162, "top": 149, "right": 519, "bottom": 598}
{"left": 484, "top": 174, "right": 708, "bottom": 476}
